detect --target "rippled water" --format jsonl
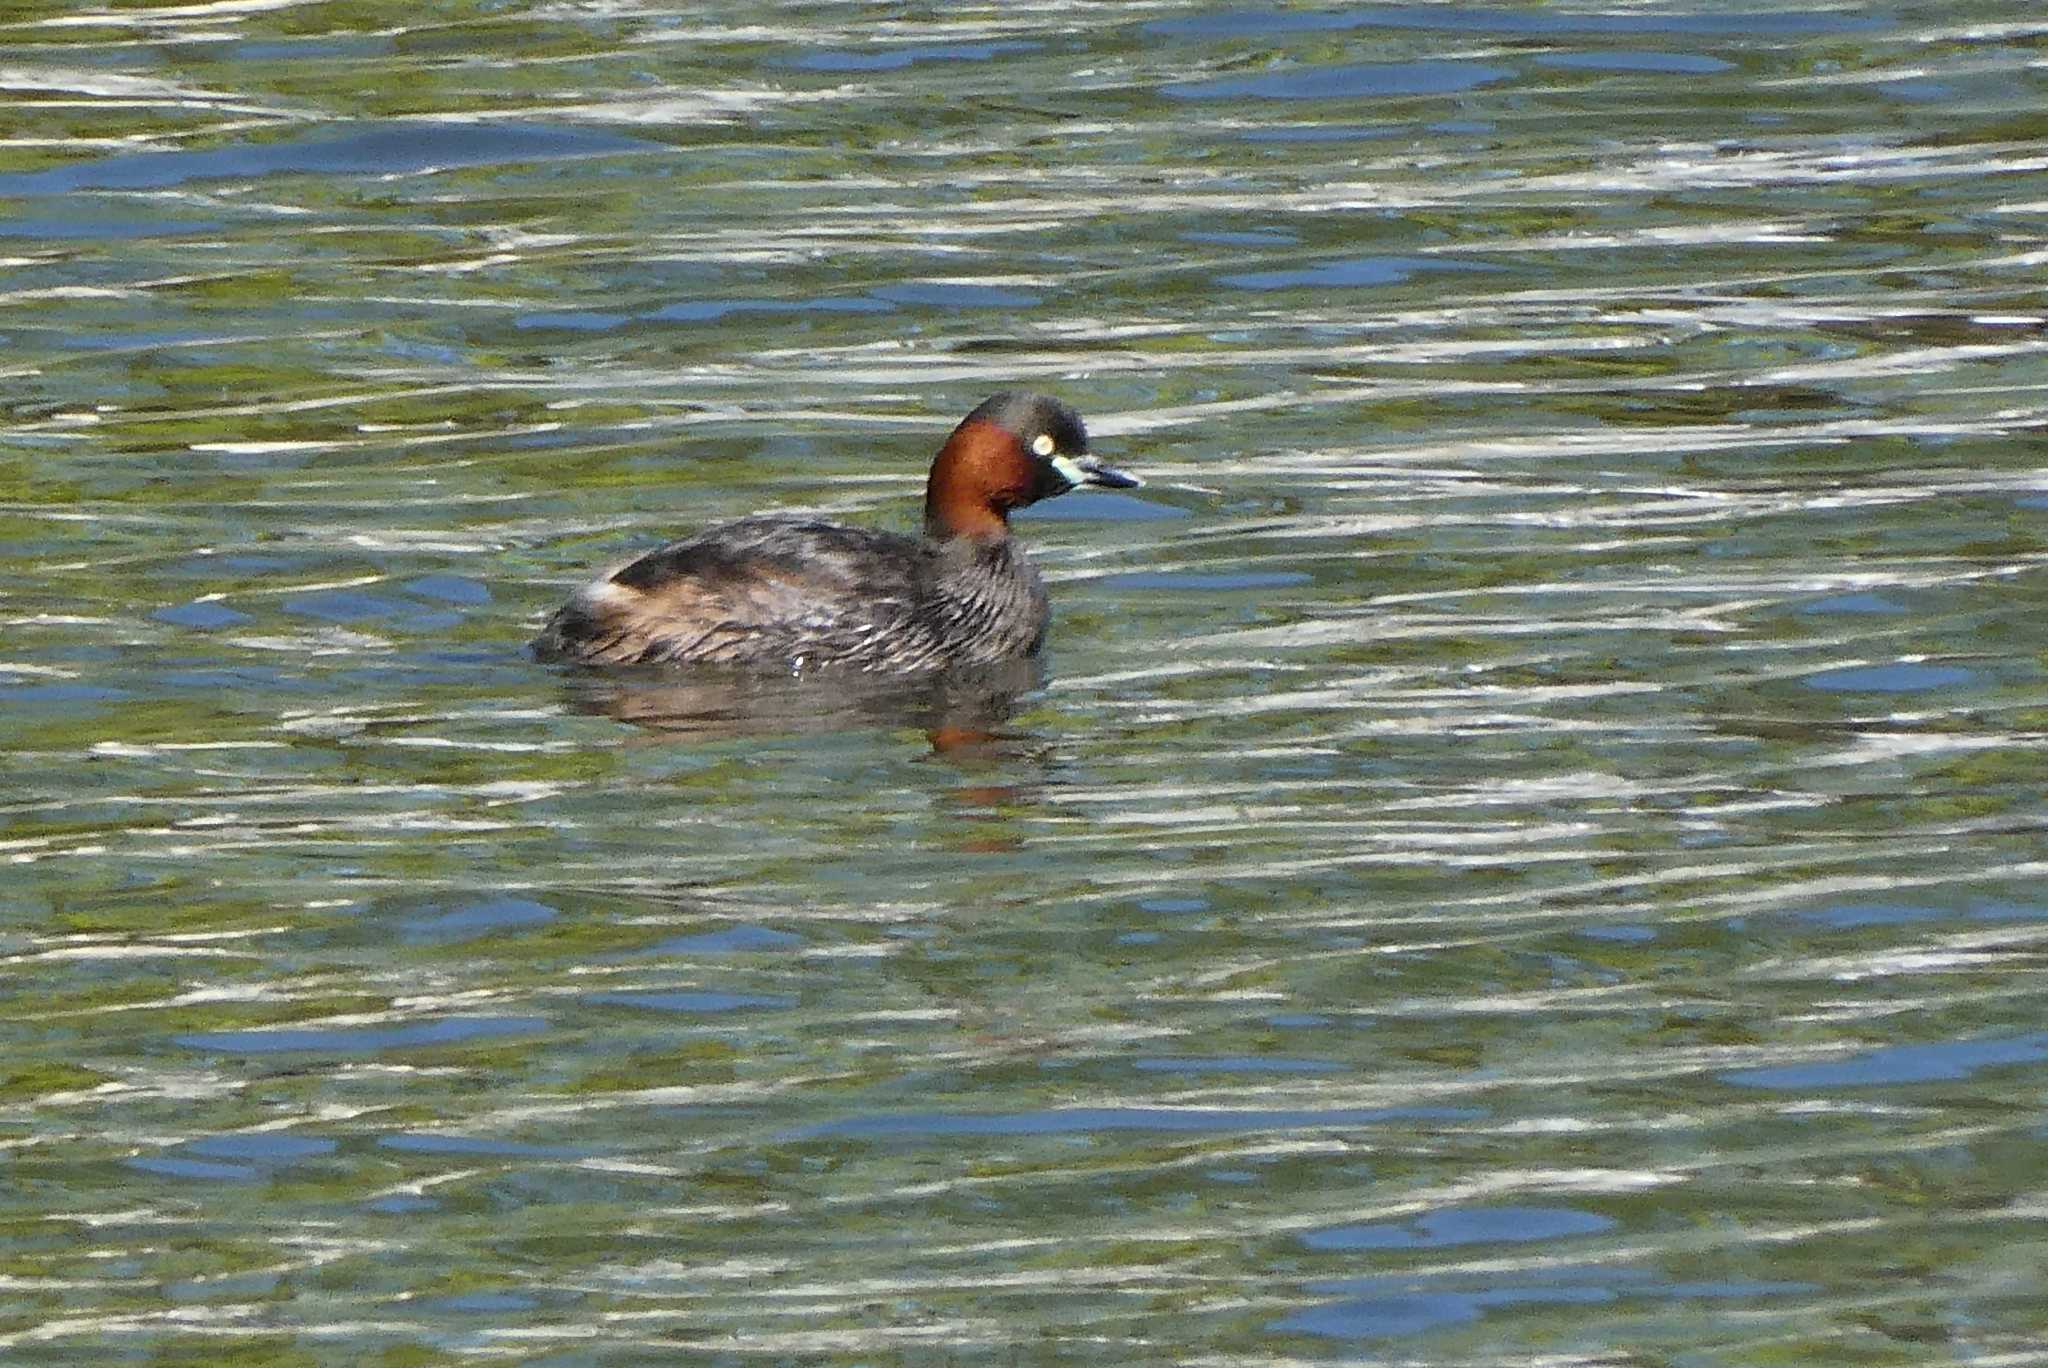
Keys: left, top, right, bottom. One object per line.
{"left": 5, "top": 2, "right": 2048, "bottom": 1361}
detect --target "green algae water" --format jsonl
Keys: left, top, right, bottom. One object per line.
{"left": 4, "top": 2, "right": 2048, "bottom": 1362}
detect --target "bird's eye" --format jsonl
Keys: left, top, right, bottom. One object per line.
{"left": 1031, "top": 433, "right": 1056, "bottom": 457}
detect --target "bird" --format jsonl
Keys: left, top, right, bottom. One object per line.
{"left": 530, "top": 392, "right": 1140, "bottom": 672}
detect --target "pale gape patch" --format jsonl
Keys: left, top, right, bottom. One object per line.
{"left": 1050, "top": 454, "right": 1090, "bottom": 487}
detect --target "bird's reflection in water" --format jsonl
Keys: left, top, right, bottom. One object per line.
{"left": 554, "top": 658, "right": 1049, "bottom": 853}
{"left": 553, "top": 655, "right": 1047, "bottom": 760}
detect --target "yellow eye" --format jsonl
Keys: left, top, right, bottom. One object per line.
{"left": 1031, "top": 433, "right": 1056, "bottom": 457}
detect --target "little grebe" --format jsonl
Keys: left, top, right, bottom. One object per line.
{"left": 530, "top": 392, "right": 1139, "bottom": 671}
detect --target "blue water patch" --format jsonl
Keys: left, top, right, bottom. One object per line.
{"left": 403, "top": 573, "right": 492, "bottom": 605}
{"left": 1101, "top": 570, "right": 1312, "bottom": 591}
{"left": 1794, "top": 900, "right": 2039, "bottom": 930}
{"left": 227, "top": 37, "right": 394, "bottom": 62}
{"left": 1273, "top": 1284, "right": 1614, "bottom": 1339}
{"left": 0, "top": 121, "right": 652, "bottom": 195}
{"left": 1146, "top": 6, "right": 1883, "bottom": 39}
{"left": 175, "top": 1016, "right": 548, "bottom": 1054}
{"left": 1795, "top": 902, "right": 1934, "bottom": 930}
{"left": 1139, "top": 896, "right": 1210, "bottom": 914}
{"left": 514, "top": 310, "right": 629, "bottom": 332}
{"left": 1723, "top": 1032, "right": 2048, "bottom": 1090}
{"left": 186, "top": 1134, "right": 337, "bottom": 1163}
{"left": 647, "top": 297, "right": 895, "bottom": 324}
{"left": 1799, "top": 592, "right": 1906, "bottom": 616}
{"left": 1167, "top": 60, "right": 1511, "bottom": 102}
{"left": 1116, "top": 931, "right": 1164, "bottom": 945}
{"left": 1222, "top": 255, "right": 1507, "bottom": 290}
{"left": 4, "top": 683, "right": 129, "bottom": 703}
{"left": 403, "top": 896, "right": 560, "bottom": 943}
{"left": 785, "top": 41, "right": 1039, "bottom": 72}
{"left": 590, "top": 990, "right": 795, "bottom": 1013}
{"left": 1303, "top": 1205, "right": 1615, "bottom": 1251}
{"left": 1803, "top": 662, "right": 1974, "bottom": 692}
{"left": 500, "top": 428, "right": 589, "bottom": 450}
{"left": 0, "top": 216, "right": 224, "bottom": 240}
{"left": 793, "top": 1105, "right": 1481, "bottom": 1141}
{"left": 45, "top": 328, "right": 218, "bottom": 352}
{"left": 1241, "top": 124, "right": 1398, "bottom": 144}
{"left": 124, "top": 1156, "right": 261, "bottom": 1183}
{"left": 653, "top": 924, "right": 805, "bottom": 954}
{"left": 870, "top": 281, "right": 1043, "bottom": 309}
{"left": 280, "top": 589, "right": 420, "bottom": 624}
{"left": 427, "top": 1291, "right": 540, "bottom": 1314}
{"left": 205, "top": 553, "right": 301, "bottom": 573}
{"left": 1268, "top": 1013, "right": 1336, "bottom": 1028}
{"left": 1273, "top": 1268, "right": 1816, "bottom": 1341}
{"left": 1135, "top": 1056, "right": 1345, "bottom": 1074}
{"left": 380, "top": 338, "right": 465, "bottom": 366}
{"left": 378, "top": 1132, "right": 579, "bottom": 1158}
{"left": 153, "top": 600, "right": 251, "bottom": 629}
{"left": 367, "top": 1194, "right": 440, "bottom": 1214}
{"left": 1181, "top": 229, "right": 1304, "bottom": 245}
{"left": 1535, "top": 51, "right": 1735, "bottom": 74}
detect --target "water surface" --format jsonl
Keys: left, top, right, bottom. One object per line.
{"left": 3, "top": 1, "right": 2047, "bottom": 1362}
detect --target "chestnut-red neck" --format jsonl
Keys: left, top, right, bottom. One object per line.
{"left": 923, "top": 419, "right": 1026, "bottom": 542}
